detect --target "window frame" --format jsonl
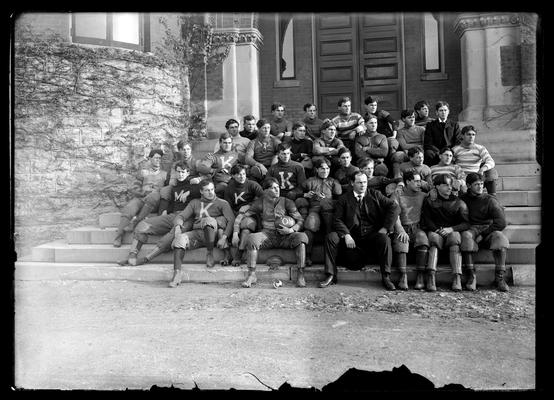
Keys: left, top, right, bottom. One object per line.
{"left": 275, "top": 14, "right": 298, "bottom": 84}
{"left": 71, "top": 13, "right": 150, "bottom": 52}
{"left": 420, "top": 12, "right": 448, "bottom": 81}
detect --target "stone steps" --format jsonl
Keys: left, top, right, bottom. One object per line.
{"left": 67, "top": 224, "right": 541, "bottom": 245}
{"left": 14, "top": 261, "right": 535, "bottom": 287}
{"left": 497, "top": 191, "right": 540, "bottom": 206}
{"left": 28, "top": 240, "right": 537, "bottom": 265}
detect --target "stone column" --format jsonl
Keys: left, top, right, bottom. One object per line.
{"left": 236, "top": 29, "right": 263, "bottom": 121}
{"left": 454, "top": 13, "right": 532, "bottom": 128}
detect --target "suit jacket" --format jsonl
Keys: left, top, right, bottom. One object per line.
{"left": 333, "top": 188, "right": 399, "bottom": 238}
{"left": 423, "top": 119, "right": 461, "bottom": 152}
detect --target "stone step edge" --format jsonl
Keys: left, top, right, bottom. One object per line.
{"left": 14, "top": 261, "right": 535, "bottom": 286}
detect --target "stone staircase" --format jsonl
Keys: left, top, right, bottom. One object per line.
{"left": 15, "top": 130, "right": 540, "bottom": 288}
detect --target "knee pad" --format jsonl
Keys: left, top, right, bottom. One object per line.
{"left": 488, "top": 231, "right": 510, "bottom": 250}
{"left": 414, "top": 230, "right": 429, "bottom": 248}
{"left": 374, "top": 163, "right": 388, "bottom": 177}
{"left": 144, "top": 191, "right": 161, "bottom": 207}
{"left": 385, "top": 183, "right": 397, "bottom": 197}
{"left": 392, "top": 238, "right": 409, "bottom": 254}
{"left": 215, "top": 216, "right": 227, "bottom": 229}
{"left": 305, "top": 212, "right": 321, "bottom": 232}
{"left": 295, "top": 197, "right": 309, "bottom": 210}
{"left": 484, "top": 168, "right": 499, "bottom": 181}
{"left": 246, "top": 232, "right": 265, "bottom": 250}
{"left": 238, "top": 204, "right": 250, "bottom": 214}
{"left": 427, "top": 231, "right": 444, "bottom": 249}
{"left": 240, "top": 216, "right": 257, "bottom": 231}
{"left": 391, "top": 151, "right": 408, "bottom": 164}
{"left": 248, "top": 166, "right": 264, "bottom": 181}
{"left": 159, "top": 185, "right": 172, "bottom": 201}
{"left": 290, "top": 232, "right": 309, "bottom": 247}
{"left": 134, "top": 220, "right": 150, "bottom": 234}
{"left": 460, "top": 230, "right": 479, "bottom": 252}
{"left": 171, "top": 232, "right": 190, "bottom": 250}
{"left": 200, "top": 217, "right": 218, "bottom": 230}
{"left": 445, "top": 231, "right": 462, "bottom": 247}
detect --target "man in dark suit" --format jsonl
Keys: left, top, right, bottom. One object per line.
{"left": 423, "top": 101, "right": 461, "bottom": 166}
{"left": 320, "top": 171, "right": 400, "bottom": 290}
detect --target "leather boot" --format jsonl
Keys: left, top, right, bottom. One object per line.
{"left": 127, "top": 239, "right": 143, "bottom": 266}
{"left": 295, "top": 243, "right": 307, "bottom": 287}
{"left": 395, "top": 253, "right": 408, "bottom": 290}
{"left": 452, "top": 274, "right": 462, "bottom": 292}
{"left": 398, "top": 272, "right": 408, "bottom": 290}
{"left": 230, "top": 247, "right": 242, "bottom": 267}
{"left": 414, "top": 271, "right": 425, "bottom": 290}
{"left": 495, "top": 270, "right": 509, "bottom": 292}
{"left": 297, "top": 268, "right": 306, "bottom": 288}
{"left": 136, "top": 245, "right": 164, "bottom": 266}
{"left": 465, "top": 266, "right": 477, "bottom": 291}
{"left": 426, "top": 271, "right": 436, "bottom": 292}
{"left": 241, "top": 268, "right": 257, "bottom": 288}
{"left": 426, "top": 246, "right": 438, "bottom": 292}
{"left": 168, "top": 269, "right": 182, "bottom": 288}
{"left": 382, "top": 273, "right": 396, "bottom": 291}
{"left": 206, "top": 250, "right": 215, "bottom": 268}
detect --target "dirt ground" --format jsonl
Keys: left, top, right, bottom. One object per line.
{"left": 13, "top": 279, "right": 536, "bottom": 391}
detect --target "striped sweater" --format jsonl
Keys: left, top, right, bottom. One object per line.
{"left": 451, "top": 143, "right": 495, "bottom": 174}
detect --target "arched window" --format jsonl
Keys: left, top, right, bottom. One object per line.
{"left": 72, "top": 13, "right": 150, "bottom": 51}
{"left": 421, "top": 12, "right": 447, "bottom": 80}
{"left": 277, "top": 14, "right": 296, "bottom": 80}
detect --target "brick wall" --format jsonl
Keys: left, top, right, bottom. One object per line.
{"left": 258, "top": 13, "right": 315, "bottom": 123}
{"left": 403, "top": 13, "right": 463, "bottom": 121}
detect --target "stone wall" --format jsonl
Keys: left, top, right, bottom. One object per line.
{"left": 13, "top": 29, "right": 187, "bottom": 257}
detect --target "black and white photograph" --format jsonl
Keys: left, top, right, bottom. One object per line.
{"left": 10, "top": 11, "right": 541, "bottom": 391}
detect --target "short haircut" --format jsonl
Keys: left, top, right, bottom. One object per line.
{"left": 148, "top": 149, "right": 164, "bottom": 158}
{"left": 461, "top": 125, "right": 476, "bottom": 136}
{"left": 357, "top": 157, "right": 374, "bottom": 168}
{"left": 219, "top": 132, "right": 233, "bottom": 142}
{"left": 292, "top": 121, "right": 306, "bottom": 131}
{"left": 337, "top": 96, "right": 351, "bottom": 107}
{"left": 225, "top": 119, "right": 239, "bottom": 129}
{"left": 439, "top": 146, "right": 453, "bottom": 155}
{"left": 433, "top": 174, "right": 452, "bottom": 186}
{"left": 177, "top": 140, "right": 190, "bottom": 150}
{"left": 230, "top": 164, "right": 246, "bottom": 175}
{"left": 303, "top": 103, "right": 316, "bottom": 112}
{"left": 365, "top": 114, "right": 378, "bottom": 123}
{"left": 243, "top": 114, "right": 256, "bottom": 123}
{"left": 277, "top": 142, "right": 292, "bottom": 152}
{"left": 414, "top": 100, "right": 429, "bottom": 111}
{"left": 256, "top": 118, "right": 270, "bottom": 129}
{"left": 313, "top": 157, "right": 330, "bottom": 169}
{"left": 338, "top": 147, "right": 351, "bottom": 157}
{"left": 466, "top": 172, "right": 483, "bottom": 186}
{"left": 403, "top": 170, "right": 419, "bottom": 184}
{"left": 350, "top": 170, "right": 367, "bottom": 183}
{"left": 174, "top": 161, "right": 190, "bottom": 171}
{"left": 407, "top": 146, "right": 424, "bottom": 158}
{"left": 400, "top": 109, "right": 415, "bottom": 119}
{"left": 320, "top": 119, "right": 336, "bottom": 130}
{"left": 199, "top": 179, "right": 214, "bottom": 189}
{"left": 263, "top": 177, "right": 280, "bottom": 190}
{"left": 435, "top": 101, "right": 449, "bottom": 111}
{"left": 364, "top": 95, "right": 376, "bottom": 105}
{"left": 271, "top": 102, "right": 285, "bottom": 112}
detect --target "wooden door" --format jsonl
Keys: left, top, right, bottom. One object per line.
{"left": 316, "top": 13, "right": 403, "bottom": 120}
{"left": 358, "top": 13, "right": 403, "bottom": 120}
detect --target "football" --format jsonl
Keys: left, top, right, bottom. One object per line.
{"left": 275, "top": 215, "right": 295, "bottom": 229}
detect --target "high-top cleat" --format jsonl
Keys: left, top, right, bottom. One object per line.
{"left": 206, "top": 251, "right": 215, "bottom": 268}
{"left": 495, "top": 271, "right": 509, "bottom": 292}
{"left": 465, "top": 268, "right": 477, "bottom": 291}
{"left": 451, "top": 274, "right": 462, "bottom": 292}
{"left": 241, "top": 270, "right": 257, "bottom": 288}
{"left": 426, "top": 271, "right": 436, "bottom": 292}
{"left": 168, "top": 270, "right": 182, "bottom": 288}
{"left": 382, "top": 273, "right": 396, "bottom": 291}
{"left": 398, "top": 272, "right": 408, "bottom": 290}
{"left": 296, "top": 268, "right": 306, "bottom": 288}
{"left": 113, "top": 235, "right": 123, "bottom": 248}
{"left": 414, "top": 271, "right": 425, "bottom": 290}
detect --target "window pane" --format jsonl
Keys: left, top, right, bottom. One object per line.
{"left": 74, "top": 13, "right": 107, "bottom": 39}
{"left": 424, "top": 13, "right": 440, "bottom": 71}
{"left": 281, "top": 19, "right": 295, "bottom": 78}
{"left": 112, "top": 13, "right": 140, "bottom": 44}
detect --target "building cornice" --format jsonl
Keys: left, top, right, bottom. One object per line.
{"left": 212, "top": 28, "right": 263, "bottom": 50}
{"left": 454, "top": 13, "right": 523, "bottom": 37}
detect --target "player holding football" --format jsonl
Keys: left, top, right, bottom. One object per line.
{"left": 239, "top": 177, "right": 309, "bottom": 288}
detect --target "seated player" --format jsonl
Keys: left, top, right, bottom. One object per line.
{"left": 266, "top": 142, "right": 306, "bottom": 201}
{"left": 428, "top": 147, "right": 466, "bottom": 196}
{"left": 334, "top": 148, "right": 360, "bottom": 193}
{"left": 197, "top": 132, "right": 239, "bottom": 197}
{"left": 354, "top": 115, "right": 389, "bottom": 177}
{"left": 244, "top": 118, "right": 280, "bottom": 184}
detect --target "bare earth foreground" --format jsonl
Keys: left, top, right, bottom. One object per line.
{"left": 13, "top": 280, "right": 535, "bottom": 391}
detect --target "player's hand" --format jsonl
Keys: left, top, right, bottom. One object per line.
{"left": 397, "top": 232, "right": 409, "bottom": 243}
{"left": 216, "top": 237, "right": 228, "bottom": 249}
{"left": 231, "top": 232, "right": 240, "bottom": 247}
{"left": 190, "top": 177, "right": 201, "bottom": 184}
{"left": 277, "top": 226, "right": 294, "bottom": 235}
{"left": 344, "top": 234, "right": 356, "bottom": 248}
